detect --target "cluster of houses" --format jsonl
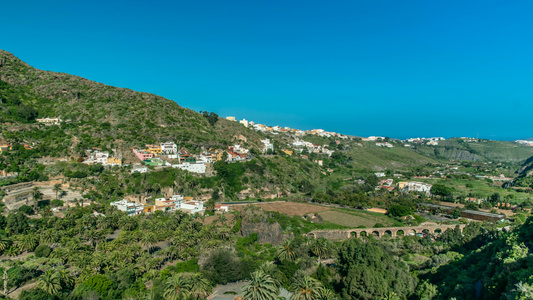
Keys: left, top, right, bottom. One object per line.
{"left": 0, "top": 144, "right": 33, "bottom": 154}
{"left": 515, "top": 140, "right": 533, "bottom": 147}
{"left": 82, "top": 149, "right": 122, "bottom": 166}
{"left": 404, "top": 137, "right": 445, "bottom": 146}
{"left": 132, "top": 142, "right": 213, "bottom": 174}
{"left": 291, "top": 139, "right": 334, "bottom": 156}
{"left": 375, "top": 179, "right": 433, "bottom": 196}
{"left": 376, "top": 142, "right": 394, "bottom": 148}
{"left": 479, "top": 174, "right": 514, "bottom": 181}
{"left": 110, "top": 195, "right": 229, "bottom": 216}
{"left": 131, "top": 142, "right": 253, "bottom": 175}
{"left": 226, "top": 116, "right": 349, "bottom": 139}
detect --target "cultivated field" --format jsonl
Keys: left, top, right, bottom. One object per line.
{"left": 230, "top": 202, "right": 401, "bottom": 228}
{"left": 318, "top": 209, "right": 398, "bottom": 228}
{"left": 231, "top": 201, "right": 332, "bottom": 216}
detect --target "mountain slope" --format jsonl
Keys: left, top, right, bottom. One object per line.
{"left": 0, "top": 49, "right": 264, "bottom": 154}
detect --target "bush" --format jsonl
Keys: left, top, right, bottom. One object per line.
{"left": 19, "top": 288, "right": 58, "bottom": 300}
{"left": 18, "top": 205, "right": 34, "bottom": 215}
{"left": 34, "top": 245, "right": 52, "bottom": 258}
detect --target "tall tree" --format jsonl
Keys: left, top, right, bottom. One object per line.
{"left": 36, "top": 270, "right": 61, "bottom": 295}
{"left": 290, "top": 276, "right": 323, "bottom": 300}
{"left": 31, "top": 187, "right": 43, "bottom": 211}
{"left": 163, "top": 273, "right": 191, "bottom": 300}
{"left": 52, "top": 184, "right": 62, "bottom": 200}
{"left": 241, "top": 270, "right": 279, "bottom": 300}
{"left": 277, "top": 239, "right": 297, "bottom": 262}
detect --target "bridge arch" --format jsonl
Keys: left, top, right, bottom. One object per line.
{"left": 396, "top": 230, "right": 404, "bottom": 236}
{"left": 308, "top": 233, "right": 316, "bottom": 240}
{"left": 434, "top": 228, "right": 442, "bottom": 235}
{"left": 384, "top": 230, "right": 393, "bottom": 237}
{"left": 407, "top": 229, "right": 416, "bottom": 236}
{"left": 372, "top": 231, "right": 380, "bottom": 237}
{"left": 350, "top": 232, "right": 357, "bottom": 238}
{"left": 360, "top": 231, "right": 367, "bottom": 237}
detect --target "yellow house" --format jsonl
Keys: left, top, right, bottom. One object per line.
{"left": 397, "top": 182, "right": 409, "bottom": 190}
{"left": 145, "top": 145, "right": 162, "bottom": 155}
{"left": 281, "top": 149, "right": 293, "bottom": 156}
{"left": 216, "top": 151, "right": 225, "bottom": 161}
{"left": 143, "top": 205, "right": 155, "bottom": 213}
{"left": 107, "top": 157, "right": 122, "bottom": 166}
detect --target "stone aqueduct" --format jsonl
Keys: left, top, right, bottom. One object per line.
{"left": 308, "top": 224, "right": 467, "bottom": 240}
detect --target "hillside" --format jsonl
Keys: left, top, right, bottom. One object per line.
{"left": 0, "top": 50, "right": 264, "bottom": 154}
{"left": 412, "top": 138, "right": 533, "bottom": 163}
{"left": 1, "top": 49, "right": 528, "bottom": 202}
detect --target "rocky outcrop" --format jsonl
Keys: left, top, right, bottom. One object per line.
{"left": 239, "top": 205, "right": 284, "bottom": 245}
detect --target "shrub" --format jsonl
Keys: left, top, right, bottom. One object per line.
{"left": 34, "top": 245, "right": 52, "bottom": 258}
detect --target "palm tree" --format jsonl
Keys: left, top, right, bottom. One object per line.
{"left": 277, "top": 239, "right": 297, "bottom": 262}
{"left": 216, "top": 214, "right": 228, "bottom": 225}
{"left": 58, "top": 269, "right": 74, "bottom": 289}
{"left": 53, "top": 184, "right": 62, "bottom": 200}
{"left": 163, "top": 273, "right": 191, "bottom": 300}
{"left": 0, "top": 237, "right": 12, "bottom": 251}
{"left": 241, "top": 270, "right": 279, "bottom": 300}
{"left": 5, "top": 246, "right": 19, "bottom": 257}
{"left": 290, "top": 276, "right": 323, "bottom": 300}
{"left": 189, "top": 273, "right": 212, "bottom": 299}
{"left": 318, "top": 288, "right": 338, "bottom": 300}
{"left": 310, "top": 238, "right": 332, "bottom": 264}
{"left": 31, "top": 187, "right": 43, "bottom": 211}
{"left": 36, "top": 270, "right": 62, "bottom": 295}
{"left": 17, "top": 234, "right": 38, "bottom": 252}
{"left": 141, "top": 232, "right": 157, "bottom": 253}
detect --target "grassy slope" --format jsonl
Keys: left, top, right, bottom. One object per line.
{"left": 414, "top": 139, "right": 533, "bottom": 163}
{"left": 346, "top": 143, "right": 437, "bottom": 170}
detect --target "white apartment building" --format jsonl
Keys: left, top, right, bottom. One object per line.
{"left": 172, "top": 162, "right": 207, "bottom": 174}
{"left": 110, "top": 200, "right": 144, "bottom": 216}
{"left": 403, "top": 182, "right": 433, "bottom": 196}
{"left": 261, "top": 139, "right": 274, "bottom": 153}
{"left": 239, "top": 119, "right": 249, "bottom": 127}
{"left": 160, "top": 142, "right": 178, "bottom": 158}
{"left": 83, "top": 150, "right": 110, "bottom": 165}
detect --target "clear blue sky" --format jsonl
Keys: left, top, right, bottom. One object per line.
{"left": 1, "top": 0, "right": 532, "bottom": 140}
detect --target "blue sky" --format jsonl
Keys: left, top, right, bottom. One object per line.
{"left": 1, "top": 1, "right": 532, "bottom": 140}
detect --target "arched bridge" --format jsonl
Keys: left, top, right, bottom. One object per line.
{"left": 308, "top": 224, "right": 466, "bottom": 240}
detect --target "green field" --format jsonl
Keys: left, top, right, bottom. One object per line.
{"left": 318, "top": 208, "right": 404, "bottom": 228}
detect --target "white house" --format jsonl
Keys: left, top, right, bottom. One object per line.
{"left": 375, "top": 172, "right": 386, "bottom": 177}
{"left": 83, "top": 150, "right": 110, "bottom": 165}
{"left": 403, "top": 182, "right": 432, "bottom": 196}
{"left": 36, "top": 117, "right": 62, "bottom": 126}
{"left": 110, "top": 200, "right": 144, "bottom": 216}
{"left": 131, "top": 165, "right": 148, "bottom": 174}
{"left": 177, "top": 200, "right": 205, "bottom": 215}
{"left": 160, "top": 142, "right": 178, "bottom": 158}
{"left": 239, "top": 119, "right": 249, "bottom": 127}
{"left": 172, "top": 162, "right": 207, "bottom": 174}
{"left": 261, "top": 139, "right": 274, "bottom": 153}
